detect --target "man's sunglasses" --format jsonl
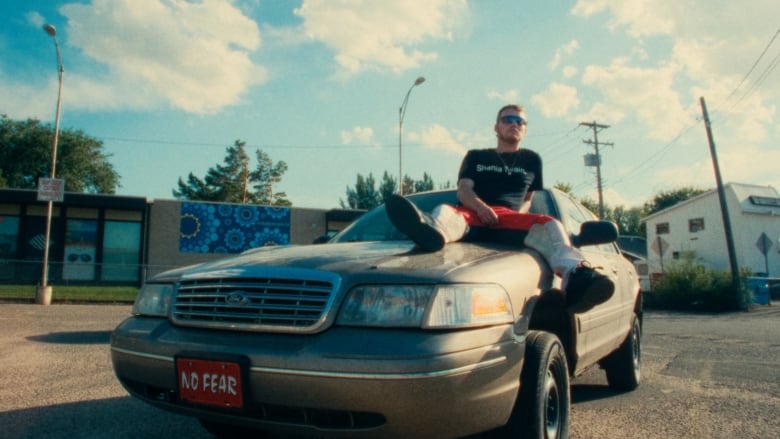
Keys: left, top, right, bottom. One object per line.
{"left": 500, "top": 115, "right": 526, "bottom": 125}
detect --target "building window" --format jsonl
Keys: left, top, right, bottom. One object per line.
{"left": 63, "top": 219, "right": 98, "bottom": 281}
{"left": 0, "top": 215, "right": 20, "bottom": 280}
{"left": 102, "top": 221, "right": 142, "bottom": 282}
{"left": 656, "top": 222, "right": 670, "bottom": 234}
{"left": 689, "top": 218, "right": 705, "bottom": 233}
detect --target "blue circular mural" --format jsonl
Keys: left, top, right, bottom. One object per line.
{"left": 179, "top": 202, "right": 290, "bottom": 253}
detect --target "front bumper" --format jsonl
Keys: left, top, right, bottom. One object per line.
{"left": 111, "top": 317, "right": 525, "bottom": 438}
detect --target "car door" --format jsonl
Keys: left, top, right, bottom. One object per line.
{"left": 550, "top": 191, "right": 629, "bottom": 370}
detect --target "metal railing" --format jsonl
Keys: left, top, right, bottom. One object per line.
{"left": 0, "top": 259, "right": 180, "bottom": 287}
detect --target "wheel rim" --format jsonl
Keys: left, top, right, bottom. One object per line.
{"left": 632, "top": 322, "right": 641, "bottom": 378}
{"left": 544, "top": 368, "right": 560, "bottom": 439}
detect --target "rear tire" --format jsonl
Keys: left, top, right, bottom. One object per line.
{"left": 603, "top": 313, "right": 641, "bottom": 391}
{"left": 497, "top": 330, "right": 570, "bottom": 439}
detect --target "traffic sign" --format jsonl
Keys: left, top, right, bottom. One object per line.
{"left": 756, "top": 232, "right": 773, "bottom": 256}
{"left": 37, "top": 178, "right": 65, "bottom": 202}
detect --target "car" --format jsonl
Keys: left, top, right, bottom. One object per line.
{"left": 110, "top": 188, "right": 642, "bottom": 438}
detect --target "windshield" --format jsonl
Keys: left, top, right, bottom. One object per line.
{"left": 331, "top": 190, "right": 554, "bottom": 243}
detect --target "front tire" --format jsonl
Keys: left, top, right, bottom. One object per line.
{"left": 602, "top": 313, "right": 641, "bottom": 391}
{"left": 498, "top": 330, "right": 570, "bottom": 439}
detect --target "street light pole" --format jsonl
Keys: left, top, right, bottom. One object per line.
{"left": 37, "top": 24, "right": 64, "bottom": 305}
{"left": 398, "top": 76, "right": 425, "bottom": 195}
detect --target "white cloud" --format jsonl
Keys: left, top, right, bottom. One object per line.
{"left": 408, "top": 123, "right": 468, "bottom": 156}
{"left": 0, "top": 73, "right": 54, "bottom": 120}
{"left": 59, "top": 0, "right": 266, "bottom": 114}
{"left": 549, "top": 40, "right": 580, "bottom": 71}
{"left": 562, "top": 66, "right": 578, "bottom": 79}
{"left": 531, "top": 83, "right": 580, "bottom": 118}
{"left": 293, "top": 0, "right": 467, "bottom": 77}
{"left": 581, "top": 58, "right": 688, "bottom": 140}
{"left": 570, "top": 0, "right": 780, "bottom": 154}
{"left": 487, "top": 89, "right": 522, "bottom": 103}
{"left": 651, "top": 144, "right": 780, "bottom": 193}
{"left": 576, "top": 101, "right": 626, "bottom": 125}
{"left": 26, "top": 11, "right": 45, "bottom": 27}
{"left": 341, "top": 126, "right": 374, "bottom": 145}
{"left": 571, "top": 0, "right": 678, "bottom": 37}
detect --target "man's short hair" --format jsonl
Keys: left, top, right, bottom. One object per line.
{"left": 496, "top": 104, "right": 525, "bottom": 122}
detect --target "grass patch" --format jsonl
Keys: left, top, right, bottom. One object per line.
{"left": 646, "top": 252, "right": 751, "bottom": 312}
{"left": 0, "top": 284, "right": 138, "bottom": 303}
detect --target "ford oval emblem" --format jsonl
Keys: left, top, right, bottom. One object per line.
{"left": 225, "top": 291, "right": 249, "bottom": 306}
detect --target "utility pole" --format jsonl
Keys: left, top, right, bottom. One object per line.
{"left": 579, "top": 121, "right": 613, "bottom": 219}
{"left": 700, "top": 97, "right": 741, "bottom": 306}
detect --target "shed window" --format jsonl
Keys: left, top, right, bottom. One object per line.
{"left": 656, "top": 222, "right": 670, "bottom": 234}
{"left": 689, "top": 218, "right": 705, "bottom": 233}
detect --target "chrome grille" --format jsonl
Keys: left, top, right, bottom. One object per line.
{"left": 171, "top": 276, "right": 335, "bottom": 333}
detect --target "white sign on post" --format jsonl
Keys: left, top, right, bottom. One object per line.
{"left": 37, "top": 178, "right": 65, "bottom": 202}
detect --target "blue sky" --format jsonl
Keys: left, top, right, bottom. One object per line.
{"left": 2, "top": 0, "right": 778, "bottom": 209}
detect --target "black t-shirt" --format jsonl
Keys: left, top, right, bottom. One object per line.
{"left": 457, "top": 148, "right": 543, "bottom": 210}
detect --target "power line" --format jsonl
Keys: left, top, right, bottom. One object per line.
{"left": 724, "top": 28, "right": 780, "bottom": 103}
{"left": 718, "top": 27, "right": 780, "bottom": 115}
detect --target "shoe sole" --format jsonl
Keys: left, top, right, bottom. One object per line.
{"left": 386, "top": 196, "right": 445, "bottom": 251}
{"left": 568, "top": 275, "right": 615, "bottom": 313}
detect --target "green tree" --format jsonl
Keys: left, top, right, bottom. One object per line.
{"left": 378, "top": 171, "right": 397, "bottom": 205}
{"left": 173, "top": 140, "right": 289, "bottom": 206}
{"left": 0, "top": 115, "right": 119, "bottom": 193}
{"left": 343, "top": 171, "right": 439, "bottom": 209}
{"left": 412, "top": 172, "right": 435, "bottom": 193}
{"left": 251, "top": 149, "right": 291, "bottom": 206}
{"left": 643, "top": 187, "right": 708, "bottom": 215}
{"left": 553, "top": 182, "right": 573, "bottom": 193}
{"left": 341, "top": 173, "right": 380, "bottom": 209}
{"left": 399, "top": 173, "right": 435, "bottom": 196}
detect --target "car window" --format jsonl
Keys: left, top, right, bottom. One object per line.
{"left": 332, "top": 189, "right": 557, "bottom": 244}
{"left": 551, "top": 191, "right": 591, "bottom": 235}
{"left": 332, "top": 191, "right": 458, "bottom": 243}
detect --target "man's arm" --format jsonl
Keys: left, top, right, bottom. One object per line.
{"left": 457, "top": 178, "right": 500, "bottom": 225}
{"left": 518, "top": 191, "right": 534, "bottom": 213}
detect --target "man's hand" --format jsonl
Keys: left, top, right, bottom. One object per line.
{"left": 457, "top": 178, "right": 500, "bottom": 226}
{"left": 475, "top": 204, "right": 499, "bottom": 225}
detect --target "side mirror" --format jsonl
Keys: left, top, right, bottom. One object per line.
{"left": 312, "top": 234, "right": 331, "bottom": 244}
{"left": 572, "top": 220, "right": 618, "bottom": 247}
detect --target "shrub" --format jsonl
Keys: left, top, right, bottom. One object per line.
{"left": 649, "top": 252, "right": 750, "bottom": 312}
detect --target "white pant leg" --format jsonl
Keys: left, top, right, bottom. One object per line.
{"left": 430, "top": 204, "right": 469, "bottom": 243}
{"left": 524, "top": 220, "right": 583, "bottom": 277}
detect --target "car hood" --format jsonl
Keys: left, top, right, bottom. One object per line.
{"left": 152, "top": 241, "right": 528, "bottom": 284}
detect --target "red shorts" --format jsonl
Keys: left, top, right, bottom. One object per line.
{"left": 453, "top": 206, "right": 554, "bottom": 230}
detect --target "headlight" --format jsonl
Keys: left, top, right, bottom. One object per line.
{"left": 425, "top": 284, "right": 513, "bottom": 328}
{"left": 132, "top": 283, "right": 173, "bottom": 317}
{"left": 337, "top": 285, "right": 434, "bottom": 327}
{"left": 337, "top": 284, "right": 513, "bottom": 328}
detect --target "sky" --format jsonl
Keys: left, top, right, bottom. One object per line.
{"left": 1, "top": 0, "right": 778, "bottom": 209}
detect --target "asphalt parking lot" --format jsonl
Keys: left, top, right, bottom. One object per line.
{"left": 1, "top": 303, "right": 779, "bottom": 438}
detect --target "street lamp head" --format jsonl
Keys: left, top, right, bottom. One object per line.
{"left": 43, "top": 24, "right": 57, "bottom": 37}
{"left": 414, "top": 76, "right": 426, "bottom": 86}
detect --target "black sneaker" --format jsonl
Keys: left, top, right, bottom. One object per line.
{"left": 566, "top": 264, "right": 615, "bottom": 313}
{"left": 385, "top": 195, "right": 446, "bottom": 251}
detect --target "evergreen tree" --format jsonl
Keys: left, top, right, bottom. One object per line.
{"left": 378, "top": 171, "right": 397, "bottom": 204}
{"left": 251, "top": 149, "right": 291, "bottom": 206}
{"left": 173, "top": 140, "right": 289, "bottom": 206}
{"left": 341, "top": 173, "right": 381, "bottom": 209}
{"left": 413, "top": 172, "right": 435, "bottom": 193}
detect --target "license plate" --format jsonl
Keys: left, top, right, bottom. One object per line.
{"left": 177, "top": 358, "right": 244, "bottom": 409}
